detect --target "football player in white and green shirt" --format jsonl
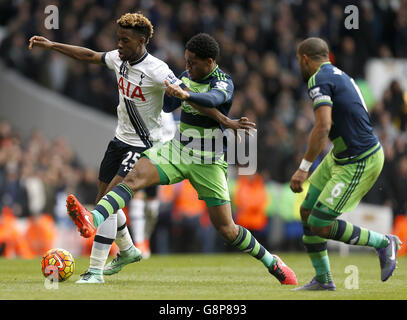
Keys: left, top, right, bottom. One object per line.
{"left": 67, "top": 33, "right": 298, "bottom": 286}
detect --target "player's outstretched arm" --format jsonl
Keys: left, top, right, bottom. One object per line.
{"left": 165, "top": 80, "right": 225, "bottom": 107}
{"left": 28, "top": 36, "right": 104, "bottom": 64}
{"left": 164, "top": 80, "right": 256, "bottom": 136}
{"left": 190, "top": 102, "right": 256, "bottom": 136}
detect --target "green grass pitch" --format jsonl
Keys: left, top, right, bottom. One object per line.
{"left": 0, "top": 252, "right": 406, "bottom": 300}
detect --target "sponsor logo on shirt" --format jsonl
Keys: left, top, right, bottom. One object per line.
{"left": 214, "top": 81, "right": 228, "bottom": 90}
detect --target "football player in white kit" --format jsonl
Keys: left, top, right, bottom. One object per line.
{"left": 29, "top": 12, "right": 253, "bottom": 283}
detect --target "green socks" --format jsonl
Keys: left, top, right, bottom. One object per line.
{"left": 91, "top": 183, "right": 135, "bottom": 228}
{"left": 231, "top": 225, "right": 276, "bottom": 268}
{"left": 328, "top": 219, "right": 389, "bottom": 249}
{"left": 302, "top": 224, "right": 332, "bottom": 283}
{"left": 91, "top": 210, "right": 105, "bottom": 228}
{"left": 302, "top": 218, "right": 390, "bottom": 285}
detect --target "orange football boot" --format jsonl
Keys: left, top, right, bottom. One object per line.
{"left": 66, "top": 195, "right": 96, "bottom": 238}
{"left": 268, "top": 255, "right": 298, "bottom": 285}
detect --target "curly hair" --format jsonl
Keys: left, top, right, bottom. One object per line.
{"left": 117, "top": 13, "right": 154, "bottom": 43}
{"left": 185, "top": 33, "right": 220, "bottom": 60}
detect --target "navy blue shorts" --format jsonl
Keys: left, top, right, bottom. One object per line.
{"left": 98, "top": 137, "right": 158, "bottom": 197}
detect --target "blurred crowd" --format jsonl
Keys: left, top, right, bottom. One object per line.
{"left": 0, "top": 120, "right": 98, "bottom": 220}
{"left": 1, "top": 0, "right": 407, "bottom": 256}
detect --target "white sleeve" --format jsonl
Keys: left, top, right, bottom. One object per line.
{"left": 153, "top": 63, "right": 182, "bottom": 87}
{"left": 102, "top": 50, "right": 118, "bottom": 70}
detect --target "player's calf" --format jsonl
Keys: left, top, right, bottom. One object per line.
{"left": 213, "top": 223, "right": 239, "bottom": 243}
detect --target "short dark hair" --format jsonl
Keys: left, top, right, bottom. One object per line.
{"left": 298, "top": 37, "right": 329, "bottom": 61}
{"left": 185, "top": 33, "right": 220, "bottom": 60}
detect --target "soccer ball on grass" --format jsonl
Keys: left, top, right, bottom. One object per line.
{"left": 41, "top": 248, "right": 75, "bottom": 282}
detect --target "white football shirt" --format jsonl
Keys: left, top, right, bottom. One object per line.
{"left": 103, "top": 49, "right": 181, "bottom": 147}
{"left": 160, "top": 111, "right": 177, "bottom": 143}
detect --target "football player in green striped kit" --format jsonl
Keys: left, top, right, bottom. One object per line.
{"left": 290, "top": 37, "right": 401, "bottom": 291}
{"left": 67, "top": 33, "right": 298, "bottom": 285}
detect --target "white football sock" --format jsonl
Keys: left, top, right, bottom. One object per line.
{"left": 129, "top": 198, "right": 145, "bottom": 243}
{"left": 115, "top": 209, "right": 134, "bottom": 252}
{"left": 145, "top": 199, "right": 160, "bottom": 240}
{"left": 90, "top": 213, "right": 117, "bottom": 271}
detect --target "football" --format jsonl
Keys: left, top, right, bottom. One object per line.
{"left": 41, "top": 248, "right": 75, "bottom": 282}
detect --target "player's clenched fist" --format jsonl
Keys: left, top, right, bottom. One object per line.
{"left": 28, "top": 36, "right": 53, "bottom": 50}
{"left": 289, "top": 169, "right": 308, "bottom": 193}
{"left": 164, "top": 80, "right": 190, "bottom": 100}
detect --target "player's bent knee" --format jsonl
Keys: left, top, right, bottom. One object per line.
{"left": 123, "top": 170, "right": 147, "bottom": 192}
{"left": 300, "top": 206, "right": 312, "bottom": 224}
{"left": 309, "top": 225, "right": 330, "bottom": 238}
{"left": 307, "top": 210, "right": 335, "bottom": 238}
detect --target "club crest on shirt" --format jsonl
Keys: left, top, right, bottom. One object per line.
{"left": 139, "top": 72, "right": 145, "bottom": 85}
